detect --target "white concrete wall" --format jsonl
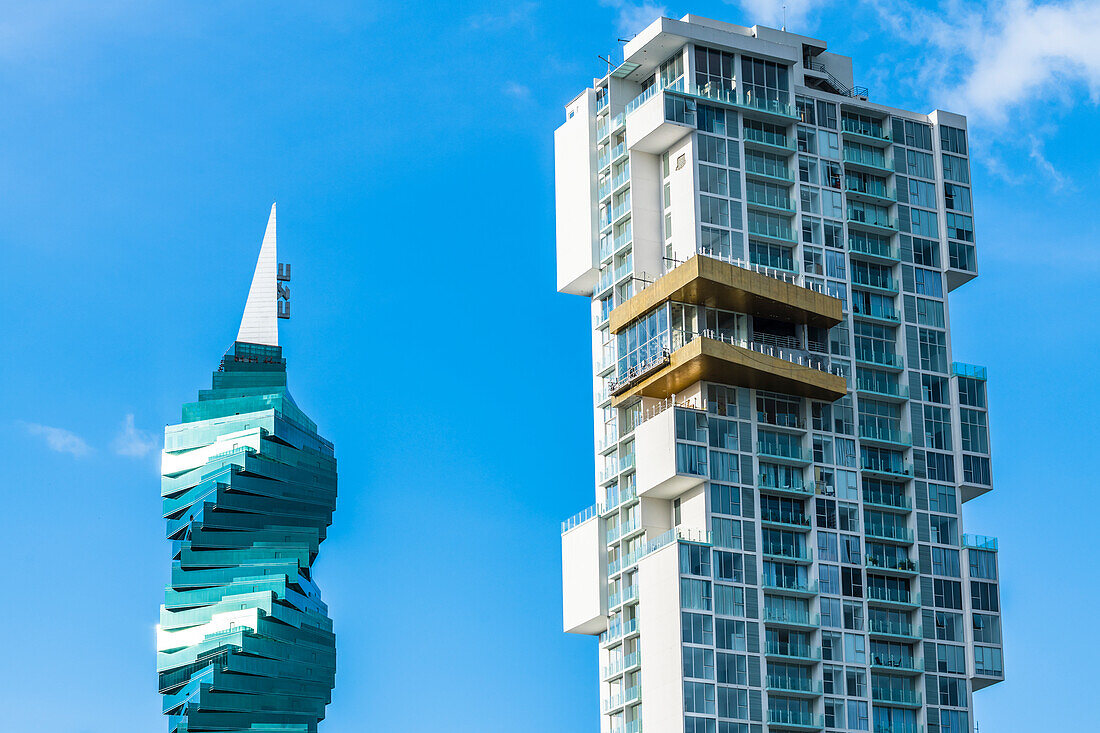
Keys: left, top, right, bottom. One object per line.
{"left": 636, "top": 407, "right": 705, "bottom": 499}
{"left": 562, "top": 517, "right": 608, "bottom": 634}
{"left": 666, "top": 134, "right": 698, "bottom": 265}
{"left": 637, "top": 542, "right": 684, "bottom": 731}
{"left": 555, "top": 90, "right": 599, "bottom": 295}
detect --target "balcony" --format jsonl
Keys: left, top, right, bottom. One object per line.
{"left": 844, "top": 181, "right": 896, "bottom": 205}
{"left": 849, "top": 236, "right": 900, "bottom": 263}
{"left": 763, "top": 543, "right": 813, "bottom": 563}
{"left": 611, "top": 333, "right": 847, "bottom": 406}
{"left": 762, "top": 608, "right": 820, "bottom": 628}
{"left": 758, "top": 440, "right": 811, "bottom": 465}
{"left": 855, "top": 377, "right": 908, "bottom": 401}
{"left": 963, "top": 533, "right": 998, "bottom": 550}
{"left": 763, "top": 577, "right": 818, "bottom": 597}
{"left": 865, "top": 524, "right": 915, "bottom": 544}
{"left": 860, "top": 460, "right": 913, "bottom": 480}
{"left": 759, "top": 478, "right": 814, "bottom": 498}
{"left": 852, "top": 302, "right": 900, "bottom": 325}
{"left": 859, "top": 424, "right": 912, "bottom": 448}
{"left": 624, "top": 88, "right": 695, "bottom": 154}
{"left": 842, "top": 149, "right": 892, "bottom": 175}
{"left": 866, "top": 585, "right": 920, "bottom": 608}
{"left": 761, "top": 508, "right": 812, "bottom": 530}
{"left": 869, "top": 654, "right": 922, "bottom": 674}
{"left": 765, "top": 640, "right": 821, "bottom": 662}
{"left": 855, "top": 348, "right": 904, "bottom": 371}
{"left": 768, "top": 676, "right": 823, "bottom": 696}
{"left": 767, "top": 709, "right": 825, "bottom": 730}
{"left": 866, "top": 556, "right": 919, "bottom": 575}
{"left": 602, "top": 684, "right": 641, "bottom": 712}
{"left": 847, "top": 213, "right": 898, "bottom": 234}
{"left": 602, "top": 650, "right": 640, "bottom": 680}
{"left": 862, "top": 489, "right": 912, "bottom": 511}
{"left": 840, "top": 119, "right": 891, "bottom": 146}
{"left": 868, "top": 618, "right": 921, "bottom": 640}
{"left": 872, "top": 687, "right": 922, "bottom": 708}
{"left": 610, "top": 253, "right": 842, "bottom": 336}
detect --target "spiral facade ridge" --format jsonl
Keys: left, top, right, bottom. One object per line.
{"left": 157, "top": 341, "right": 337, "bottom": 732}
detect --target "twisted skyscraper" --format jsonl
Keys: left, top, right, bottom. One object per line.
{"left": 157, "top": 205, "right": 338, "bottom": 732}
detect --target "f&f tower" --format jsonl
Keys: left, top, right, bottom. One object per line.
{"left": 157, "top": 205, "right": 338, "bottom": 732}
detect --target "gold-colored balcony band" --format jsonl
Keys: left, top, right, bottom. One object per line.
{"left": 611, "top": 337, "right": 849, "bottom": 406}
{"left": 608, "top": 254, "right": 844, "bottom": 335}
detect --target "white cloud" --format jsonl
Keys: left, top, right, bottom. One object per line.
{"left": 503, "top": 81, "right": 532, "bottom": 100}
{"left": 23, "top": 422, "right": 92, "bottom": 457}
{"left": 113, "top": 413, "right": 158, "bottom": 458}
{"left": 870, "top": 0, "right": 1100, "bottom": 125}
{"left": 600, "top": 1, "right": 668, "bottom": 39}
{"left": 467, "top": 2, "right": 540, "bottom": 32}
{"left": 733, "top": 0, "right": 833, "bottom": 32}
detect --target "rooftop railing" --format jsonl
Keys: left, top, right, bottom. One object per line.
{"left": 963, "top": 533, "right": 998, "bottom": 550}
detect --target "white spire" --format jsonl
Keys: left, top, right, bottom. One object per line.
{"left": 236, "top": 203, "right": 279, "bottom": 346}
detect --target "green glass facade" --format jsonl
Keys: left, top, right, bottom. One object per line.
{"left": 158, "top": 341, "right": 337, "bottom": 732}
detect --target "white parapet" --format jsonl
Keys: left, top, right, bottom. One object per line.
{"left": 561, "top": 515, "right": 609, "bottom": 635}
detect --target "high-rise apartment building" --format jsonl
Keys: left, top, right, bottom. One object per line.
{"left": 157, "top": 205, "right": 338, "bottom": 732}
{"left": 557, "top": 16, "right": 1003, "bottom": 733}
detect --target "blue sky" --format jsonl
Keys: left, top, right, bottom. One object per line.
{"left": 0, "top": 1, "right": 1097, "bottom": 731}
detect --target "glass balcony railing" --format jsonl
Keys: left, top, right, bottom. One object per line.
{"left": 868, "top": 618, "right": 919, "bottom": 637}
{"left": 870, "top": 653, "right": 920, "bottom": 671}
{"left": 865, "top": 524, "right": 914, "bottom": 543}
{"left": 763, "top": 543, "right": 813, "bottom": 561}
{"left": 872, "top": 687, "right": 922, "bottom": 705}
{"left": 758, "top": 441, "right": 806, "bottom": 461}
{"left": 963, "top": 533, "right": 998, "bottom": 550}
{"left": 763, "top": 607, "right": 819, "bottom": 626}
{"left": 849, "top": 236, "right": 899, "bottom": 260}
{"left": 855, "top": 348, "right": 904, "bottom": 369}
{"left": 866, "top": 585, "right": 918, "bottom": 605}
{"left": 859, "top": 424, "right": 912, "bottom": 446}
{"left": 767, "top": 709, "right": 824, "bottom": 728}
{"left": 952, "top": 362, "right": 987, "bottom": 380}
{"left": 603, "top": 650, "right": 640, "bottom": 679}
{"left": 761, "top": 508, "right": 812, "bottom": 527}
{"left": 602, "top": 684, "right": 641, "bottom": 712}
{"left": 842, "top": 117, "right": 889, "bottom": 141}
{"left": 866, "top": 555, "right": 918, "bottom": 573}
{"left": 768, "top": 676, "right": 822, "bottom": 694}
{"left": 766, "top": 640, "right": 821, "bottom": 660}
{"left": 561, "top": 504, "right": 601, "bottom": 534}
{"left": 856, "top": 377, "right": 908, "bottom": 399}
{"left": 862, "top": 488, "right": 911, "bottom": 510}
{"left": 852, "top": 272, "right": 898, "bottom": 292}
{"left": 763, "top": 577, "right": 818, "bottom": 594}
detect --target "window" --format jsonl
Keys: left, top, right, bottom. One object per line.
{"left": 715, "top": 584, "right": 745, "bottom": 617}
{"left": 942, "top": 154, "right": 970, "bottom": 183}
{"left": 944, "top": 182, "right": 972, "bottom": 212}
{"left": 678, "top": 443, "right": 708, "bottom": 475}
{"left": 915, "top": 268, "right": 943, "bottom": 297}
{"left": 695, "top": 46, "right": 734, "bottom": 91}
{"left": 682, "top": 578, "right": 713, "bottom": 610}
{"left": 911, "top": 237, "right": 940, "bottom": 267}
{"left": 933, "top": 578, "right": 963, "bottom": 609}
{"left": 686, "top": 717, "right": 717, "bottom": 733}
{"left": 971, "top": 581, "right": 1000, "bottom": 611}
{"left": 713, "top": 518, "right": 742, "bottom": 549}
{"left": 905, "top": 149, "right": 935, "bottom": 178}
{"left": 700, "top": 165, "right": 729, "bottom": 195}
{"left": 960, "top": 409, "right": 989, "bottom": 453}
{"left": 711, "top": 484, "right": 741, "bottom": 516}
{"left": 715, "top": 618, "right": 746, "bottom": 650}
{"left": 924, "top": 405, "right": 952, "bottom": 450}
{"left": 919, "top": 328, "right": 948, "bottom": 372}
{"left": 716, "top": 652, "right": 747, "bottom": 684}
{"left": 930, "top": 514, "right": 958, "bottom": 545}
{"left": 910, "top": 208, "right": 938, "bottom": 237}
{"left": 741, "top": 56, "right": 790, "bottom": 110}
{"left": 683, "top": 611, "right": 714, "bottom": 644}
{"left": 940, "top": 125, "right": 968, "bottom": 155}
{"left": 699, "top": 134, "right": 728, "bottom": 165}
{"left": 972, "top": 613, "right": 1001, "bottom": 644}
{"left": 927, "top": 483, "right": 957, "bottom": 514}
{"left": 684, "top": 680, "right": 716, "bottom": 714}
{"left": 974, "top": 646, "right": 1003, "bottom": 676}
{"left": 916, "top": 298, "right": 945, "bottom": 327}
{"left": 958, "top": 377, "right": 986, "bottom": 408}
{"left": 717, "top": 686, "right": 748, "bottom": 719}
{"left": 681, "top": 544, "right": 712, "bottom": 576}
{"left": 932, "top": 547, "right": 961, "bottom": 577}
{"left": 714, "top": 550, "right": 743, "bottom": 582}
{"left": 935, "top": 611, "right": 963, "bottom": 641}
{"left": 908, "top": 178, "right": 937, "bottom": 208}
{"left": 970, "top": 549, "right": 997, "bottom": 580}
{"left": 683, "top": 645, "right": 715, "bottom": 679}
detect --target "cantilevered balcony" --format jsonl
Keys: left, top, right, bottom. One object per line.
{"left": 611, "top": 334, "right": 847, "bottom": 406}
{"left": 609, "top": 253, "right": 842, "bottom": 334}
